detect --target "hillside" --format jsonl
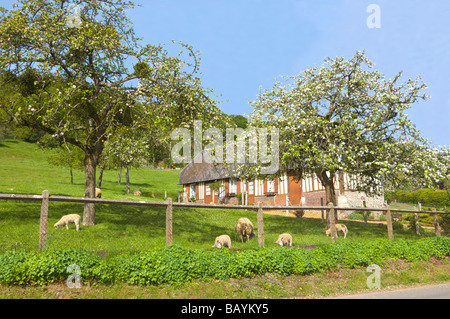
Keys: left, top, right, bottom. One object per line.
{"left": 0, "top": 139, "right": 182, "bottom": 200}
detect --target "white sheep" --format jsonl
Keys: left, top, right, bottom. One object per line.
{"left": 274, "top": 233, "right": 293, "bottom": 247}
{"left": 54, "top": 214, "right": 81, "bottom": 231}
{"left": 325, "top": 223, "right": 348, "bottom": 238}
{"left": 95, "top": 188, "right": 102, "bottom": 198}
{"left": 235, "top": 217, "right": 255, "bottom": 243}
{"left": 212, "top": 234, "right": 231, "bottom": 249}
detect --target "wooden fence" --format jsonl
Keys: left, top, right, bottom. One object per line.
{"left": 0, "top": 191, "right": 449, "bottom": 251}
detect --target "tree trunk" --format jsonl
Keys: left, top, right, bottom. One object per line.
{"left": 317, "top": 170, "right": 338, "bottom": 228}
{"left": 125, "top": 163, "right": 130, "bottom": 194}
{"left": 82, "top": 117, "right": 106, "bottom": 226}
{"left": 324, "top": 182, "right": 338, "bottom": 228}
{"left": 70, "top": 166, "right": 73, "bottom": 185}
{"left": 118, "top": 166, "right": 122, "bottom": 185}
{"left": 97, "top": 167, "right": 104, "bottom": 189}
{"left": 83, "top": 151, "right": 99, "bottom": 226}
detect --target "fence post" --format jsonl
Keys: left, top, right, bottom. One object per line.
{"left": 166, "top": 197, "right": 173, "bottom": 246}
{"left": 328, "top": 202, "right": 337, "bottom": 243}
{"left": 432, "top": 208, "right": 441, "bottom": 237}
{"left": 385, "top": 205, "right": 394, "bottom": 241}
{"left": 39, "top": 190, "right": 50, "bottom": 251}
{"left": 257, "top": 202, "right": 264, "bottom": 247}
{"left": 414, "top": 203, "right": 421, "bottom": 235}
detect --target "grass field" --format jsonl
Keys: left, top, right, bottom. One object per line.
{"left": 1, "top": 139, "right": 449, "bottom": 299}
{"left": 0, "top": 139, "right": 436, "bottom": 254}
{"left": 0, "top": 139, "right": 182, "bottom": 200}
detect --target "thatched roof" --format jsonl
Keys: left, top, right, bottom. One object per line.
{"left": 178, "top": 151, "right": 237, "bottom": 185}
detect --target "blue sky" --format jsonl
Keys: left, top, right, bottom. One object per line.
{"left": 127, "top": 0, "right": 450, "bottom": 147}
{"left": 3, "top": 0, "right": 449, "bottom": 147}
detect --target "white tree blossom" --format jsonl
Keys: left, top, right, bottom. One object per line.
{"left": 247, "top": 51, "right": 447, "bottom": 218}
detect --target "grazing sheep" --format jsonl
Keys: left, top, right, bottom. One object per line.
{"left": 325, "top": 223, "right": 348, "bottom": 238}
{"left": 274, "top": 233, "right": 293, "bottom": 247}
{"left": 95, "top": 188, "right": 102, "bottom": 198}
{"left": 212, "top": 234, "right": 231, "bottom": 249}
{"left": 54, "top": 214, "right": 81, "bottom": 231}
{"left": 132, "top": 190, "right": 142, "bottom": 196}
{"left": 235, "top": 217, "right": 255, "bottom": 243}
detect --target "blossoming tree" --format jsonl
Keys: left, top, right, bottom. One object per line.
{"left": 249, "top": 51, "right": 447, "bottom": 224}
{"left": 0, "top": 0, "right": 223, "bottom": 225}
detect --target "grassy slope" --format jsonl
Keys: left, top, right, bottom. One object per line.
{"left": 0, "top": 139, "right": 182, "bottom": 199}
{"left": 0, "top": 139, "right": 435, "bottom": 254}
{"left": 1, "top": 139, "right": 449, "bottom": 299}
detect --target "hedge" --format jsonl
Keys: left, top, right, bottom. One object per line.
{"left": 1, "top": 237, "right": 449, "bottom": 286}
{"left": 386, "top": 188, "right": 450, "bottom": 232}
{"left": 386, "top": 188, "right": 450, "bottom": 208}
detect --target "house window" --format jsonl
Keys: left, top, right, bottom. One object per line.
{"left": 206, "top": 183, "right": 211, "bottom": 195}
{"left": 189, "top": 184, "right": 196, "bottom": 199}
{"left": 267, "top": 178, "right": 275, "bottom": 194}
{"left": 248, "top": 181, "right": 254, "bottom": 195}
{"left": 229, "top": 178, "right": 237, "bottom": 195}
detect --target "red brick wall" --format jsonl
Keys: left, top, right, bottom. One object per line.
{"left": 302, "top": 190, "right": 343, "bottom": 206}
{"left": 254, "top": 194, "right": 287, "bottom": 206}
{"left": 220, "top": 195, "right": 239, "bottom": 205}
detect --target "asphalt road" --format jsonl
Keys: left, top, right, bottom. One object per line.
{"left": 331, "top": 283, "right": 450, "bottom": 299}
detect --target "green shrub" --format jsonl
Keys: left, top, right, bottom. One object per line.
{"left": 404, "top": 213, "right": 435, "bottom": 225}
{"left": 417, "top": 189, "right": 449, "bottom": 207}
{"left": 0, "top": 249, "right": 101, "bottom": 286}
{"left": 392, "top": 221, "right": 404, "bottom": 231}
{"left": 1, "top": 237, "right": 449, "bottom": 287}
{"left": 347, "top": 211, "right": 365, "bottom": 220}
{"left": 0, "top": 250, "right": 27, "bottom": 285}
{"left": 387, "top": 188, "right": 450, "bottom": 208}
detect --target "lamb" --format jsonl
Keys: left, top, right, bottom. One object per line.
{"left": 54, "top": 214, "right": 81, "bottom": 231}
{"left": 274, "top": 233, "right": 293, "bottom": 247}
{"left": 235, "top": 217, "right": 255, "bottom": 243}
{"left": 95, "top": 188, "right": 102, "bottom": 198}
{"left": 212, "top": 234, "right": 231, "bottom": 249}
{"left": 325, "top": 223, "right": 348, "bottom": 238}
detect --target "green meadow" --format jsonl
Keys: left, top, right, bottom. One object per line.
{"left": 1, "top": 139, "right": 449, "bottom": 299}
{"left": 0, "top": 139, "right": 434, "bottom": 254}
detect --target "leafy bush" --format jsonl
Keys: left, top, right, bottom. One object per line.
{"left": 386, "top": 188, "right": 450, "bottom": 208}
{"left": 1, "top": 237, "right": 449, "bottom": 287}
{"left": 404, "top": 213, "right": 435, "bottom": 225}
{"left": 0, "top": 250, "right": 27, "bottom": 285}
{"left": 347, "top": 211, "right": 365, "bottom": 220}
{"left": 392, "top": 221, "right": 404, "bottom": 231}
{"left": 0, "top": 249, "right": 101, "bottom": 286}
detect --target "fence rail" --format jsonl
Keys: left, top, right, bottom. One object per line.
{"left": 0, "top": 192, "right": 448, "bottom": 250}
{"left": 1, "top": 193, "right": 449, "bottom": 213}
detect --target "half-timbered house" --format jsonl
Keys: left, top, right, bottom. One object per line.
{"left": 178, "top": 151, "right": 384, "bottom": 215}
